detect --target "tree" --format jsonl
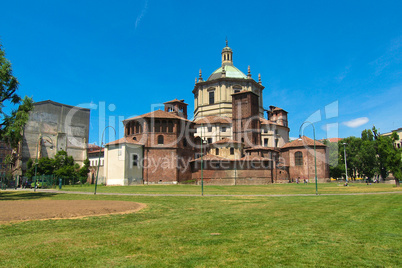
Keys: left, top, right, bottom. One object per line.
{"left": 25, "top": 150, "right": 87, "bottom": 184}
{"left": 373, "top": 128, "right": 401, "bottom": 187}
{"left": 78, "top": 159, "right": 90, "bottom": 184}
{"left": 0, "top": 43, "right": 33, "bottom": 172}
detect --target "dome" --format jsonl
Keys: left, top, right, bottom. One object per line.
{"left": 207, "top": 65, "right": 247, "bottom": 81}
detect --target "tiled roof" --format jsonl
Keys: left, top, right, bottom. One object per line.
{"left": 105, "top": 137, "right": 144, "bottom": 146}
{"left": 240, "top": 155, "right": 272, "bottom": 161}
{"left": 273, "top": 107, "right": 286, "bottom": 112}
{"left": 319, "top": 138, "right": 341, "bottom": 143}
{"left": 163, "top": 99, "right": 187, "bottom": 105}
{"left": 245, "top": 146, "right": 279, "bottom": 152}
{"left": 259, "top": 117, "right": 282, "bottom": 126}
{"left": 124, "top": 109, "right": 191, "bottom": 122}
{"left": 191, "top": 154, "right": 231, "bottom": 162}
{"left": 194, "top": 115, "right": 232, "bottom": 124}
{"left": 212, "top": 138, "right": 242, "bottom": 145}
{"left": 88, "top": 148, "right": 104, "bottom": 154}
{"left": 281, "top": 136, "right": 326, "bottom": 149}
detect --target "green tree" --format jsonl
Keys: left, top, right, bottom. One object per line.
{"left": 0, "top": 43, "right": 33, "bottom": 172}
{"left": 53, "top": 150, "right": 78, "bottom": 181}
{"left": 373, "top": 129, "right": 401, "bottom": 187}
{"left": 340, "top": 136, "right": 362, "bottom": 180}
{"left": 78, "top": 159, "right": 90, "bottom": 184}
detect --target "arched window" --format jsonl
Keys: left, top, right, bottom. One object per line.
{"left": 158, "top": 135, "right": 164, "bottom": 145}
{"left": 295, "top": 151, "right": 303, "bottom": 166}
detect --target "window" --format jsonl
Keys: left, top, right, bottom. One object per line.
{"left": 168, "top": 121, "right": 174, "bottom": 132}
{"left": 183, "top": 139, "right": 187, "bottom": 147}
{"left": 133, "top": 137, "right": 137, "bottom": 141}
{"left": 230, "top": 147, "right": 234, "bottom": 155}
{"left": 264, "top": 128, "right": 268, "bottom": 133}
{"left": 209, "top": 91, "right": 215, "bottom": 104}
{"left": 221, "top": 126, "right": 226, "bottom": 132}
{"left": 264, "top": 138, "right": 268, "bottom": 147}
{"left": 208, "top": 126, "right": 212, "bottom": 132}
{"left": 155, "top": 120, "right": 161, "bottom": 132}
{"left": 132, "top": 154, "right": 138, "bottom": 166}
{"left": 158, "top": 135, "right": 164, "bottom": 145}
{"left": 207, "top": 138, "right": 212, "bottom": 144}
{"left": 295, "top": 151, "right": 303, "bottom": 166}
{"left": 275, "top": 139, "right": 279, "bottom": 147}
{"left": 233, "top": 86, "right": 242, "bottom": 93}
{"left": 215, "top": 148, "right": 219, "bottom": 155}
{"left": 161, "top": 120, "right": 167, "bottom": 132}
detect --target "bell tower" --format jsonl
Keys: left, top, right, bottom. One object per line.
{"left": 221, "top": 40, "right": 233, "bottom": 66}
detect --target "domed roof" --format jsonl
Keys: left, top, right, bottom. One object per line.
{"left": 207, "top": 65, "right": 247, "bottom": 81}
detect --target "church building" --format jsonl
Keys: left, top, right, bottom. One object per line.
{"left": 103, "top": 42, "right": 329, "bottom": 185}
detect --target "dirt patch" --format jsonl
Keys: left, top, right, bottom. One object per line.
{"left": 0, "top": 200, "right": 146, "bottom": 224}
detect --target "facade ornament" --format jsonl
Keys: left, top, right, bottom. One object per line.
{"left": 247, "top": 65, "right": 252, "bottom": 78}
{"left": 258, "top": 73, "right": 262, "bottom": 84}
{"left": 199, "top": 69, "right": 203, "bottom": 82}
{"left": 221, "top": 65, "right": 226, "bottom": 78}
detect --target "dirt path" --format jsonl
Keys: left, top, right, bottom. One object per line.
{"left": 0, "top": 200, "right": 146, "bottom": 224}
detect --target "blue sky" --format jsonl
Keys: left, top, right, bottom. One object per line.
{"left": 1, "top": 0, "right": 401, "bottom": 144}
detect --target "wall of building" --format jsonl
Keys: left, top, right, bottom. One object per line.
{"left": 283, "top": 146, "right": 329, "bottom": 181}
{"left": 194, "top": 79, "right": 264, "bottom": 120}
{"left": 19, "top": 100, "right": 89, "bottom": 175}
{"left": 195, "top": 123, "right": 232, "bottom": 144}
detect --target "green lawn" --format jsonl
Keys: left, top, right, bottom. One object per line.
{"left": 0, "top": 190, "right": 401, "bottom": 267}
{"left": 59, "top": 182, "right": 402, "bottom": 195}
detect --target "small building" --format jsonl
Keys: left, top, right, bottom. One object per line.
{"left": 281, "top": 136, "right": 329, "bottom": 182}
{"left": 87, "top": 144, "right": 104, "bottom": 184}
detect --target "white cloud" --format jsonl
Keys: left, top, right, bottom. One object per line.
{"left": 342, "top": 117, "right": 369, "bottom": 128}
{"left": 135, "top": 0, "right": 148, "bottom": 29}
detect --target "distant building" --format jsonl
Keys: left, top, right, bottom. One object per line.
{"left": 16, "top": 100, "right": 90, "bottom": 176}
{"left": 381, "top": 127, "right": 402, "bottom": 149}
{"left": 102, "top": 42, "right": 329, "bottom": 185}
{"left": 87, "top": 144, "right": 104, "bottom": 184}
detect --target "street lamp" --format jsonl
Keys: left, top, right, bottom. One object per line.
{"left": 94, "top": 126, "right": 116, "bottom": 195}
{"left": 343, "top": 143, "right": 348, "bottom": 183}
{"left": 299, "top": 121, "right": 318, "bottom": 195}
{"left": 200, "top": 123, "right": 204, "bottom": 196}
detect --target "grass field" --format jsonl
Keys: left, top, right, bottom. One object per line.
{"left": 60, "top": 182, "right": 402, "bottom": 195}
{"left": 0, "top": 186, "right": 401, "bottom": 267}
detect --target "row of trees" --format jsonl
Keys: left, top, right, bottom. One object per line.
{"left": 327, "top": 127, "right": 401, "bottom": 186}
{"left": 26, "top": 150, "right": 90, "bottom": 184}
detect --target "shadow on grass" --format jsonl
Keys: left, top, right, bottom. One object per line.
{"left": 0, "top": 192, "right": 58, "bottom": 201}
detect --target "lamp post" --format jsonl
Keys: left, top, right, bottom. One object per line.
{"left": 200, "top": 123, "right": 204, "bottom": 196}
{"left": 94, "top": 126, "right": 116, "bottom": 195}
{"left": 343, "top": 143, "right": 348, "bottom": 183}
{"left": 299, "top": 121, "right": 318, "bottom": 195}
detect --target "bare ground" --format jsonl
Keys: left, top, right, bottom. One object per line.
{"left": 0, "top": 200, "right": 146, "bottom": 224}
